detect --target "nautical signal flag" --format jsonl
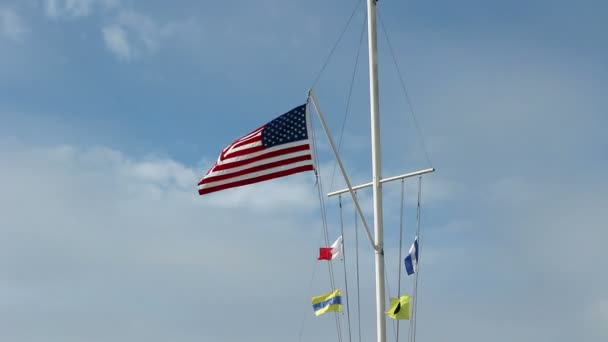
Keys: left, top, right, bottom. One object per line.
{"left": 404, "top": 236, "right": 419, "bottom": 275}
{"left": 198, "top": 104, "right": 315, "bottom": 195}
{"left": 386, "top": 295, "right": 412, "bottom": 320}
{"left": 318, "top": 235, "right": 343, "bottom": 261}
{"left": 311, "top": 289, "right": 342, "bottom": 316}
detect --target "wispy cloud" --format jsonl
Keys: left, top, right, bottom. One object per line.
{"left": 101, "top": 10, "right": 201, "bottom": 61}
{"left": 0, "top": 140, "right": 326, "bottom": 341}
{"left": 44, "top": 0, "right": 119, "bottom": 19}
{"left": 0, "top": 7, "right": 27, "bottom": 42}
{"left": 592, "top": 297, "right": 608, "bottom": 338}
{"left": 101, "top": 25, "right": 131, "bottom": 60}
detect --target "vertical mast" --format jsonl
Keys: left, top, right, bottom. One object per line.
{"left": 366, "top": 1, "right": 386, "bottom": 342}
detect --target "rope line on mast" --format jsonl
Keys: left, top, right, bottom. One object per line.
{"left": 353, "top": 191, "right": 363, "bottom": 342}
{"left": 297, "top": 241, "right": 323, "bottom": 342}
{"left": 395, "top": 179, "right": 405, "bottom": 342}
{"left": 328, "top": 10, "right": 368, "bottom": 191}
{"left": 309, "top": 113, "right": 344, "bottom": 342}
{"left": 339, "top": 196, "right": 354, "bottom": 342}
{"left": 376, "top": 10, "right": 434, "bottom": 169}
{"left": 310, "top": 0, "right": 364, "bottom": 90}
{"left": 384, "top": 256, "right": 397, "bottom": 339}
{"left": 408, "top": 176, "right": 423, "bottom": 342}
{"left": 378, "top": 225, "right": 396, "bottom": 338}
{"left": 412, "top": 176, "right": 423, "bottom": 342}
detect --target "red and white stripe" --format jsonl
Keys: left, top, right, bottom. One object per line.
{"left": 198, "top": 124, "right": 314, "bottom": 195}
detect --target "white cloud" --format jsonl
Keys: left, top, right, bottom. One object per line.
{"left": 40, "top": 1, "right": 202, "bottom": 61}
{"left": 595, "top": 298, "right": 608, "bottom": 337}
{"left": 101, "top": 25, "right": 132, "bottom": 60}
{"left": 44, "top": 0, "right": 119, "bottom": 19}
{"left": 0, "top": 7, "right": 27, "bottom": 41}
{"left": 1, "top": 129, "right": 607, "bottom": 342}
{"left": 0, "top": 141, "right": 327, "bottom": 341}
{"left": 101, "top": 10, "right": 201, "bottom": 61}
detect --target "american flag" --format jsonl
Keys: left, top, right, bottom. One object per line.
{"left": 198, "top": 104, "right": 315, "bottom": 195}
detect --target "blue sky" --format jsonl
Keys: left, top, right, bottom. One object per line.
{"left": 1, "top": 1, "right": 607, "bottom": 341}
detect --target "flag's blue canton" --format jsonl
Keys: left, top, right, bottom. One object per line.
{"left": 262, "top": 104, "right": 308, "bottom": 148}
